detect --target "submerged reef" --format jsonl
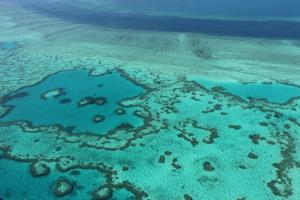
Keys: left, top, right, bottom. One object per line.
{"left": 0, "top": 61, "right": 300, "bottom": 200}
{"left": 53, "top": 178, "right": 74, "bottom": 197}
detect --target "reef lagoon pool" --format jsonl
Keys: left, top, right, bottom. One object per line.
{"left": 0, "top": 69, "right": 145, "bottom": 134}
{"left": 0, "top": 0, "right": 300, "bottom": 200}
{"left": 192, "top": 77, "right": 300, "bottom": 104}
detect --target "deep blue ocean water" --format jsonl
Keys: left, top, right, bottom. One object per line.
{"left": 110, "top": 0, "right": 300, "bottom": 18}
{"left": 9, "top": 0, "right": 300, "bottom": 39}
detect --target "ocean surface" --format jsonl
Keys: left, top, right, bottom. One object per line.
{"left": 11, "top": 0, "right": 300, "bottom": 39}
{"left": 0, "top": 1, "right": 300, "bottom": 200}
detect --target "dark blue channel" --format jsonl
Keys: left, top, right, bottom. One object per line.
{"left": 10, "top": 0, "right": 300, "bottom": 39}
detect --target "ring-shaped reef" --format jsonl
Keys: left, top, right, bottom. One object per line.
{"left": 0, "top": 69, "right": 146, "bottom": 135}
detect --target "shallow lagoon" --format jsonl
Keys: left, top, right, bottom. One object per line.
{"left": 0, "top": 70, "right": 145, "bottom": 134}
{"left": 192, "top": 77, "right": 300, "bottom": 103}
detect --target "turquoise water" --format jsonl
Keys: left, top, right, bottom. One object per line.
{"left": 0, "top": 70, "right": 145, "bottom": 134}
{"left": 0, "top": 157, "right": 135, "bottom": 200}
{"left": 0, "top": 153, "right": 107, "bottom": 200}
{"left": 110, "top": 189, "right": 135, "bottom": 200}
{"left": 0, "top": 42, "right": 18, "bottom": 50}
{"left": 1, "top": 1, "right": 300, "bottom": 200}
{"left": 193, "top": 78, "right": 300, "bottom": 103}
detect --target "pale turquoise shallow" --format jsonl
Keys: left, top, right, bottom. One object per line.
{"left": 194, "top": 78, "right": 300, "bottom": 103}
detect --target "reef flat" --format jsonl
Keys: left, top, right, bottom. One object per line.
{"left": 1, "top": 51, "right": 300, "bottom": 199}
{"left": 0, "top": 1, "right": 300, "bottom": 200}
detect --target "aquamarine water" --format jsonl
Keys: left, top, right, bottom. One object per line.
{"left": 0, "top": 42, "right": 18, "bottom": 50}
{"left": 0, "top": 1, "right": 300, "bottom": 200}
{"left": 0, "top": 70, "right": 145, "bottom": 134}
{"left": 193, "top": 78, "right": 300, "bottom": 103}
{"left": 0, "top": 153, "right": 107, "bottom": 200}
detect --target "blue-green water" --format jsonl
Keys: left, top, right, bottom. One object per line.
{"left": 10, "top": 0, "right": 300, "bottom": 39}
{"left": 194, "top": 78, "right": 300, "bottom": 103}
{"left": 1, "top": 1, "right": 300, "bottom": 200}
{"left": 0, "top": 42, "right": 18, "bottom": 50}
{"left": 0, "top": 70, "right": 145, "bottom": 134}
{"left": 0, "top": 154, "right": 107, "bottom": 200}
